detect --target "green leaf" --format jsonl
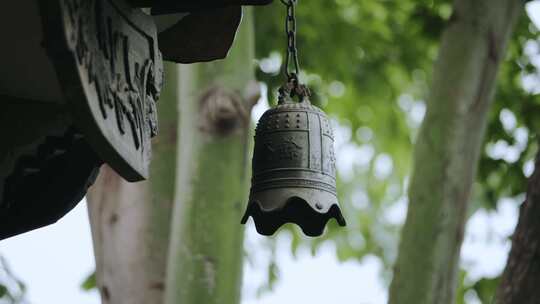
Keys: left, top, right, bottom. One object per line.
{"left": 81, "top": 272, "right": 97, "bottom": 291}
{"left": 473, "top": 277, "right": 501, "bottom": 304}
{"left": 0, "top": 284, "right": 7, "bottom": 298}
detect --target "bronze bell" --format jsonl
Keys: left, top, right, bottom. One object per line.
{"left": 241, "top": 82, "right": 346, "bottom": 237}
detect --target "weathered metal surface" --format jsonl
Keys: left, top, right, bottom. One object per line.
{"left": 242, "top": 0, "right": 344, "bottom": 237}
{"left": 242, "top": 90, "right": 346, "bottom": 237}
{"left": 40, "top": 0, "right": 164, "bottom": 181}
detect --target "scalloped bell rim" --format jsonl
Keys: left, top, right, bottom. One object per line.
{"left": 241, "top": 193, "right": 346, "bottom": 237}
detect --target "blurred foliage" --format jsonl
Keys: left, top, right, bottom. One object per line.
{"left": 81, "top": 272, "right": 96, "bottom": 292}
{"left": 253, "top": 0, "right": 540, "bottom": 302}
{"left": 0, "top": 256, "right": 26, "bottom": 304}
{"left": 456, "top": 270, "right": 501, "bottom": 304}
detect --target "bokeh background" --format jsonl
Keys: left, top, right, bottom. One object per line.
{"left": 2, "top": 1, "right": 540, "bottom": 303}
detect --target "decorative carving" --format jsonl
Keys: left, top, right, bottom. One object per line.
{"left": 41, "top": 0, "right": 163, "bottom": 181}
{"left": 264, "top": 137, "right": 302, "bottom": 161}
{"left": 242, "top": 99, "right": 345, "bottom": 237}
{"left": 0, "top": 128, "right": 102, "bottom": 240}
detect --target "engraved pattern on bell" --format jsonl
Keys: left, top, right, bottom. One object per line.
{"left": 241, "top": 97, "right": 346, "bottom": 237}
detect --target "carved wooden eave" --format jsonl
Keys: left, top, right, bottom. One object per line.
{"left": 128, "top": 0, "right": 273, "bottom": 14}
{"left": 0, "top": 0, "right": 272, "bottom": 239}
{"left": 40, "top": 0, "right": 164, "bottom": 182}
{"left": 150, "top": 0, "right": 273, "bottom": 63}
{"left": 157, "top": 7, "right": 244, "bottom": 63}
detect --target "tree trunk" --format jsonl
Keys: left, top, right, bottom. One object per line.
{"left": 86, "top": 63, "right": 179, "bottom": 304}
{"left": 163, "top": 9, "right": 258, "bottom": 304}
{"left": 388, "top": 1, "right": 521, "bottom": 304}
{"left": 495, "top": 148, "right": 540, "bottom": 304}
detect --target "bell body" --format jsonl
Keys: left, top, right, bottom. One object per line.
{"left": 242, "top": 97, "right": 346, "bottom": 236}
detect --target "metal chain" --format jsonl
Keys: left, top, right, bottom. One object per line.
{"left": 281, "top": 0, "right": 300, "bottom": 81}
{"left": 278, "top": 0, "right": 311, "bottom": 101}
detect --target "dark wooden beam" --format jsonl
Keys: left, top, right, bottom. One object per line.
{"left": 127, "top": 0, "right": 273, "bottom": 14}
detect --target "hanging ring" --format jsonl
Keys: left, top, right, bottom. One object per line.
{"left": 280, "top": 0, "right": 296, "bottom": 5}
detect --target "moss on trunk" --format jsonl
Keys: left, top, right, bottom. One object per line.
{"left": 164, "top": 9, "right": 258, "bottom": 304}
{"left": 388, "top": 1, "right": 522, "bottom": 303}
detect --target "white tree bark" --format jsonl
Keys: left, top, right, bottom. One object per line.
{"left": 87, "top": 63, "right": 179, "bottom": 304}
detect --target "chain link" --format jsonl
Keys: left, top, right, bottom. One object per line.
{"left": 281, "top": 0, "right": 300, "bottom": 81}
{"left": 278, "top": 0, "right": 311, "bottom": 101}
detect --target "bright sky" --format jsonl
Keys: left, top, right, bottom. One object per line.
{"left": 2, "top": 3, "right": 540, "bottom": 304}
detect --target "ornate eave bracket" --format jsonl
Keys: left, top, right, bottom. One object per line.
{"left": 38, "top": 0, "right": 272, "bottom": 181}
{"left": 150, "top": 0, "right": 274, "bottom": 63}
{"left": 40, "top": 0, "right": 163, "bottom": 181}
{"left": 0, "top": 0, "right": 271, "bottom": 239}
{"left": 128, "top": 0, "right": 273, "bottom": 14}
